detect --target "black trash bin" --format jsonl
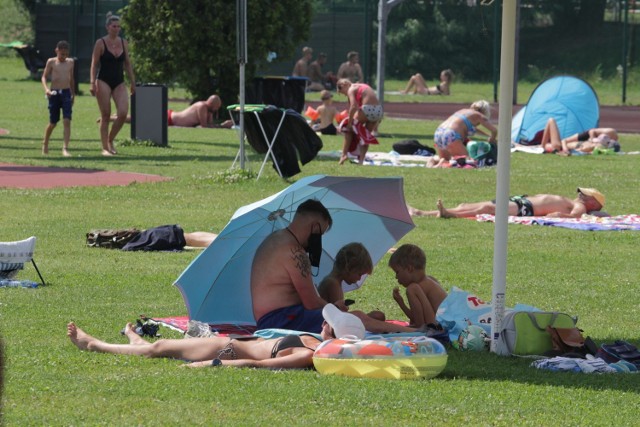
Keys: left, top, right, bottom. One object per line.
{"left": 131, "top": 84, "right": 168, "bottom": 146}
{"left": 247, "top": 76, "right": 307, "bottom": 113}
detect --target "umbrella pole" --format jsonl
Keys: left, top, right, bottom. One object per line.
{"left": 490, "top": 0, "right": 516, "bottom": 353}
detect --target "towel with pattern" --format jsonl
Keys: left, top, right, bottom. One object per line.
{"left": 476, "top": 214, "right": 640, "bottom": 231}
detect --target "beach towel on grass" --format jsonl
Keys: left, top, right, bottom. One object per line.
{"left": 150, "top": 316, "right": 257, "bottom": 336}
{"left": 317, "top": 150, "right": 428, "bottom": 167}
{"left": 151, "top": 316, "right": 424, "bottom": 339}
{"left": 476, "top": 214, "right": 640, "bottom": 231}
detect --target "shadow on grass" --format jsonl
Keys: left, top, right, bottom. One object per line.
{"left": 441, "top": 342, "right": 640, "bottom": 393}
{"left": 376, "top": 132, "right": 435, "bottom": 141}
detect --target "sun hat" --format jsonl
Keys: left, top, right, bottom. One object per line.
{"left": 577, "top": 188, "right": 605, "bottom": 208}
{"left": 322, "top": 303, "right": 365, "bottom": 339}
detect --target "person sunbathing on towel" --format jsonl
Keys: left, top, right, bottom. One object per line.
{"left": 408, "top": 188, "right": 605, "bottom": 219}
{"left": 66, "top": 304, "right": 362, "bottom": 369}
{"left": 540, "top": 118, "right": 620, "bottom": 155}
{"left": 336, "top": 78, "right": 382, "bottom": 165}
{"left": 99, "top": 95, "right": 232, "bottom": 128}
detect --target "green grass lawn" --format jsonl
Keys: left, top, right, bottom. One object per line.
{"left": 1, "top": 56, "right": 639, "bottom": 425}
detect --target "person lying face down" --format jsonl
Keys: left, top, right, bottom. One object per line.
{"left": 66, "top": 303, "right": 365, "bottom": 370}
{"left": 100, "top": 94, "right": 233, "bottom": 128}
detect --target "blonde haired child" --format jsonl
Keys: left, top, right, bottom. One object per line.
{"left": 312, "top": 90, "right": 338, "bottom": 135}
{"left": 318, "top": 242, "right": 373, "bottom": 308}
{"left": 388, "top": 244, "right": 447, "bottom": 327}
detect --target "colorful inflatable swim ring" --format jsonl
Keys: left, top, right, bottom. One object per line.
{"left": 313, "top": 336, "right": 447, "bottom": 380}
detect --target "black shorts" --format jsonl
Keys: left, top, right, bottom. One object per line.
{"left": 577, "top": 131, "right": 590, "bottom": 142}
{"left": 121, "top": 224, "right": 186, "bottom": 251}
{"left": 509, "top": 195, "right": 534, "bottom": 217}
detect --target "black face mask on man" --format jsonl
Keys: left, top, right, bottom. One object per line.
{"left": 307, "top": 225, "right": 323, "bottom": 271}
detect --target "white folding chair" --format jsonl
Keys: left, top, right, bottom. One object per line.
{"left": 0, "top": 236, "right": 45, "bottom": 286}
{"left": 228, "top": 104, "right": 287, "bottom": 179}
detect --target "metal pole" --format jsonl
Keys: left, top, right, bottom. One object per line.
{"left": 92, "top": 0, "right": 98, "bottom": 43}
{"left": 490, "top": 0, "right": 516, "bottom": 353}
{"left": 622, "top": 0, "right": 629, "bottom": 104}
{"left": 376, "top": 0, "right": 407, "bottom": 105}
{"left": 237, "top": 0, "right": 248, "bottom": 169}
{"left": 512, "top": 0, "right": 520, "bottom": 105}
{"left": 492, "top": 0, "right": 499, "bottom": 103}
{"left": 376, "top": 0, "right": 387, "bottom": 104}
{"left": 70, "top": 0, "right": 77, "bottom": 57}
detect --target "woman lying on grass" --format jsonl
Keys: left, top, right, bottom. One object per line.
{"left": 67, "top": 305, "right": 364, "bottom": 369}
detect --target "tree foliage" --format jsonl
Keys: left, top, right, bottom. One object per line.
{"left": 386, "top": 1, "right": 498, "bottom": 81}
{"left": 122, "top": 0, "right": 312, "bottom": 106}
{"left": 383, "top": 0, "right": 610, "bottom": 81}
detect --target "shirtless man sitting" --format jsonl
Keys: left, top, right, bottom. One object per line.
{"left": 337, "top": 51, "right": 364, "bottom": 83}
{"left": 251, "top": 199, "right": 424, "bottom": 335}
{"left": 408, "top": 188, "right": 605, "bottom": 219}
{"left": 100, "top": 95, "right": 231, "bottom": 128}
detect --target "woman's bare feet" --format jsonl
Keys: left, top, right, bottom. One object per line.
{"left": 436, "top": 199, "right": 454, "bottom": 218}
{"left": 338, "top": 154, "right": 348, "bottom": 165}
{"left": 42, "top": 144, "right": 49, "bottom": 155}
{"left": 101, "top": 149, "right": 114, "bottom": 156}
{"left": 62, "top": 148, "right": 71, "bottom": 157}
{"left": 406, "top": 204, "right": 438, "bottom": 217}
{"left": 123, "top": 322, "right": 148, "bottom": 345}
{"left": 67, "top": 322, "right": 98, "bottom": 351}
{"left": 108, "top": 143, "right": 117, "bottom": 155}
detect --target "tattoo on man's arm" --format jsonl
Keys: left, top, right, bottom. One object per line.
{"left": 291, "top": 248, "right": 311, "bottom": 278}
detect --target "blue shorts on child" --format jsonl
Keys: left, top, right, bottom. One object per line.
{"left": 48, "top": 88, "right": 73, "bottom": 124}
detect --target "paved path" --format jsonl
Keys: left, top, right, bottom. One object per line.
{"left": 0, "top": 163, "right": 170, "bottom": 189}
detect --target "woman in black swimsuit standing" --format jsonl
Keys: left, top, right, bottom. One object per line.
{"left": 89, "top": 12, "right": 136, "bottom": 156}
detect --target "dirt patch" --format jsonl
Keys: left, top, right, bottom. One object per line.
{"left": 0, "top": 163, "right": 171, "bottom": 189}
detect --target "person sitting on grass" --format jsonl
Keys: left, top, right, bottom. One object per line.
{"left": 408, "top": 188, "right": 606, "bottom": 219}
{"left": 311, "top": 90, "right": 338, "bottom": 135}
{"left": 388, "top": 244, "right": 447, "bottom": 328}
{"left": 427, "top": 100, "right": 497, "bottom": 168}
{"left": 401, "top": 69, "right": 453, "bottom": 95}
{"left": 317, "top": 242, "right": 384, "bottom": 320}
{"left": 66, "top": 303, "right": 364, "bottom": 369}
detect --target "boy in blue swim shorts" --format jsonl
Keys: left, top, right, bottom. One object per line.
{"left": 256, "top": 304, "right": 325, "bottom": 333}
{"left": 41, "top": 40, "right": 75, "bottom": 156}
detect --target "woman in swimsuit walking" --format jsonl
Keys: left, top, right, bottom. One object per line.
{"left": 428, "top": 100, "right": 497, "bottom": 168}
{"left": 66, "top": 304, "right": 362, "bottom": 369}
{"left": 89, "top": 12, "right": 136, "bottom": 156}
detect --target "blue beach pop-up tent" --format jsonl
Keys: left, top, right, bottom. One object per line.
{"left": 511, "top": 75, "right": 599, "bottom": 144}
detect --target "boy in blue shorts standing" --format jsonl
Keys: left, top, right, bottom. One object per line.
{"left": 41, "top": 40, "right": 74, "bottom": 156}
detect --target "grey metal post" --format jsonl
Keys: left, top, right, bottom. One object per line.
{"left": 237, "top": 0, "right": 248, "bottom": 169}
{"left": 376, "top": 0, "right": 406, "bottom": 105}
